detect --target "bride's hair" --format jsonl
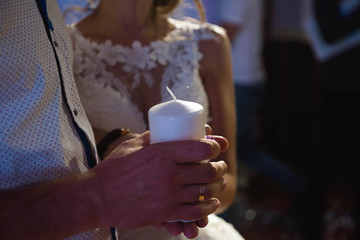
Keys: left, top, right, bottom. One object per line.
{"left": 193, "top": 0, "right": 206, "bottom": 23}
{"left": 64, "top": 0, "right": 205, "bottom": 24}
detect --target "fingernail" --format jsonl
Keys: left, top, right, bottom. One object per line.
{"left": 214, "top": 199, "right": 220, "bottom": 208}
{"left": 222, "top": 178, "right": 227, "bottom": 190}
{"left": 206, "top": 135, "right": 215, "bottom": 140}
{"left": 210, "top": 198, "right": 220, "bottom": 207}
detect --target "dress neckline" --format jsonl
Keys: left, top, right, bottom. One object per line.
{"left": 69, "top": 18, "right": 190, "bottom": 49}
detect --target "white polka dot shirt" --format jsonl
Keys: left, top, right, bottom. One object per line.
{"left": 0, "top": 1, "right": 111, "bottom": 239}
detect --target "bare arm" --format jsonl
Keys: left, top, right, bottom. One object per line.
{"left": 0, "top": 132, "right": 228, "bottom": 239}
{"left": 221, "top": 22, "right": 242, "bottom": 44}
{"left": 199, "top": 30, "right": 237, "bottom": 214}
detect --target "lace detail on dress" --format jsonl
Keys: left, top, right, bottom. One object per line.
{"left": 69, "top": 18, "right": 224, "bottom": 133}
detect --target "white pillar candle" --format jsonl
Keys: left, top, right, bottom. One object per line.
{"left": 148, "top": 87, "right": 206, "bottom": 222}
{"left": 148, "top": 87, "right": 205, "bottom": 144}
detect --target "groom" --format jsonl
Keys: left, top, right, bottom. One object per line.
{"left": 0, "top": 1, "right": 228, "bottom": 239}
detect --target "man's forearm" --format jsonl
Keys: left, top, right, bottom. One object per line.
{"left": 0, "top": 172, "right": 104, "bottom": 239}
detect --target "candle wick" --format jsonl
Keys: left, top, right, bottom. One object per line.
{"left": 166, "top": 86, "right": 177, "bottom": 101}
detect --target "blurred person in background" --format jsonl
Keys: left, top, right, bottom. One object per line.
{"left": 302, "top": 0, "right": 360, "bottom": 239}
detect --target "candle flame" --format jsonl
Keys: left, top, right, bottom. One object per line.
{"left": 166, "top": 86, "right": 177, "bottom": 101}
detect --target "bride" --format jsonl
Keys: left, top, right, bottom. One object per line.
{"left": 67, "top": 0, "right": 242, "bottom": 239}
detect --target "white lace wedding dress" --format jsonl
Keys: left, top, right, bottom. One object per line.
{"left": 68, "top": 18, "right": 244, "bottom": 240}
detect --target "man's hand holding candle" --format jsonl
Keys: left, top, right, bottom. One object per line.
{"left": 97, "top": 88, "right": 229, "bottom": 238}
{"left": 99, "top": 131, "right": 228, "bottom": 239}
